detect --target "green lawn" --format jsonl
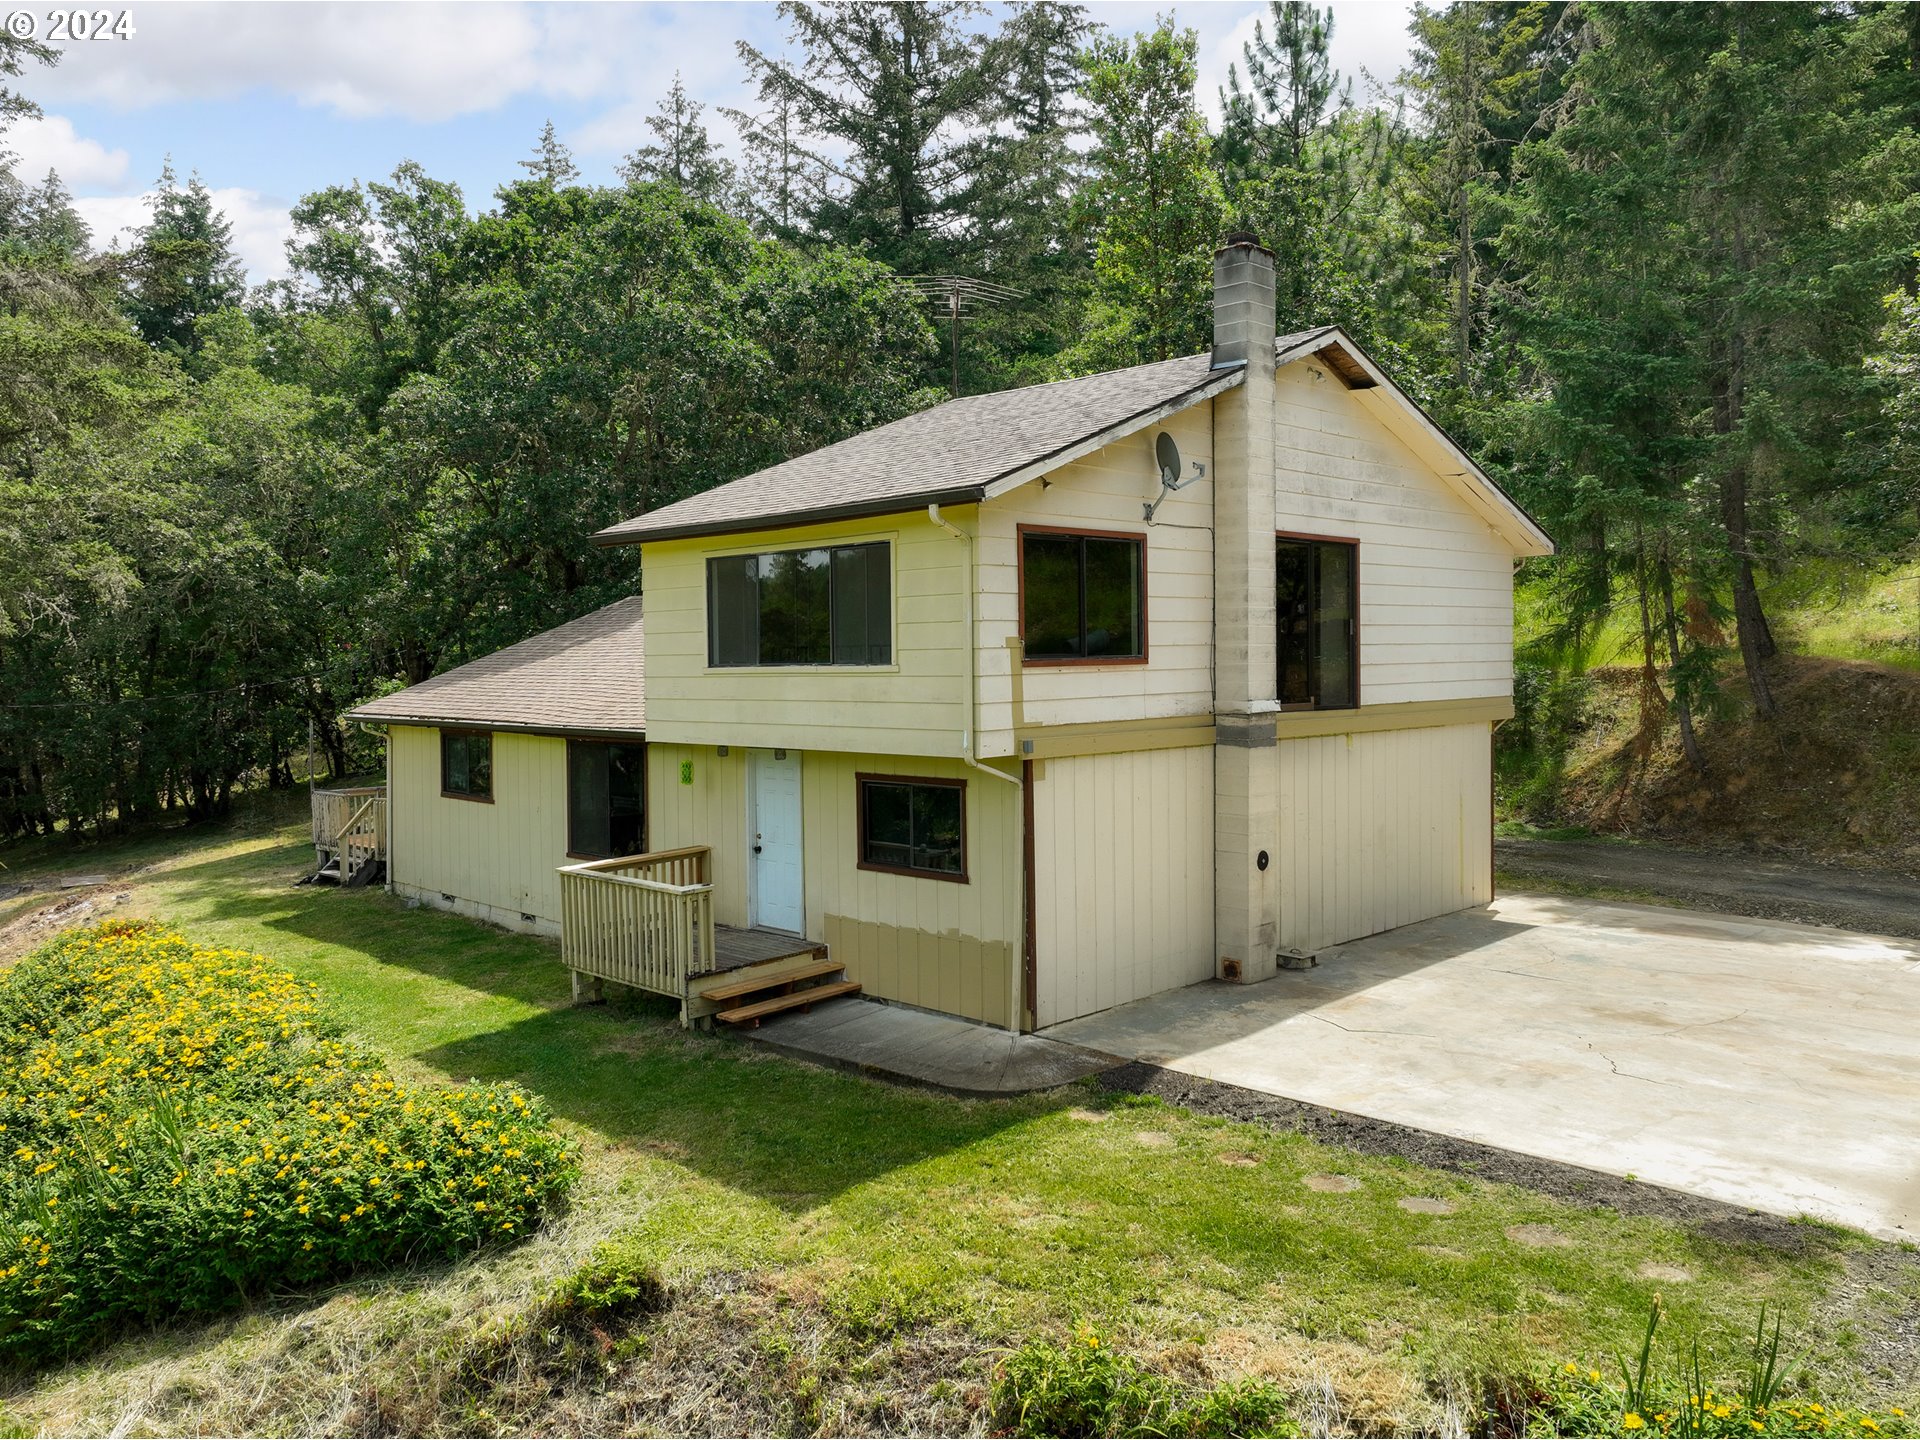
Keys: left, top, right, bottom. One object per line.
{"left": 2, "top": 801, "right": 1914, "bottom": 1436}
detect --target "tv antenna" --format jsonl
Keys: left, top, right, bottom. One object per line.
{"left": 904, "top": 276, "right": 1025, "bottom": 398}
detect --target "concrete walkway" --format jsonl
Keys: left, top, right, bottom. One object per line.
{"left": 1052, "top": 892, "right": 1920, "bottom": 1241}
{"left": 742, "top": 996, "right": 1117, "bottom": 1095}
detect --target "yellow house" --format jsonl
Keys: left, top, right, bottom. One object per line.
{"left": 349, "top": 237, "right": 1553, "bottom": 1033}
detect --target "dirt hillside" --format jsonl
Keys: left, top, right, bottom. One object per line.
{"left": 1533, "top": 656, "right": 1920, "bottom": 877}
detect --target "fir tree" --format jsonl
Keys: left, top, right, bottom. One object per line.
{"left": 621, "top": 73, "right": 735, "bottom": 204}
{"left": 124, "top": 161, "right": 245, "bottom": 358}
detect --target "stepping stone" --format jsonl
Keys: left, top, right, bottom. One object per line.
{"left": 1067, "top": 1108, "right": 1109, "bottom": 1124}
{"left": 1638, "top": 1262, "right": 1693, "bottom": 1282}
{"left": 1506, "top": 1224, "right": 1571, "bottom": 1248}
{"left": 1214, "top": 1151, "right": 1261, "bottom": 1168}
{"left": 1304, "top": 1173, "right": 1358, "bottom": 1193}
{"left": 1134, "top": 1131, "right": 1173, "bottom": 1148}
{"left": 1398, "top": 1196, "right": 1455, "bottom": 1215}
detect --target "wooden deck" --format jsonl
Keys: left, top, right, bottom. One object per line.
{"left": 705, "top": 925, "right": 828, "bottom": 976}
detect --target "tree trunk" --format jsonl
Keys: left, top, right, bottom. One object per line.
{"left": 1709, "top": 331, "right": 1777, "bottom": 718}
{"left": 1657, "top": 552, "right": 1709, "bottom": 776}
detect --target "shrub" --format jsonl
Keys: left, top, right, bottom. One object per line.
{"left": 1529, "top": 1301, "right": 1912, "bottom": 1438}
{"left": 544, "top": 1245, "right": 670, "bottom": 1329}
{"left": 992, "top": 1327, "right": 1296, "bottom": 1438}
{"left": 0, "top": 921, "right": 579, "bottom": 1366}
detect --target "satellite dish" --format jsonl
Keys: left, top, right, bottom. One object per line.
{"left": 1144, "top": 431, "right": 1205, "bottom": 523}
{"left": 1156, "top": 432, "right": 1182, "bottom": 486}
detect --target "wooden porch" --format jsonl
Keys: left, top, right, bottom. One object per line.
{"left": 307, "top": 785, "right": 388, "bottom": 887}
{"left": 557, "top": 846, "right": 858, "bottom": 1027}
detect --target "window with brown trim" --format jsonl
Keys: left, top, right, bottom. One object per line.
{"left": 1019, "top": 526, "right": 1146, "bottom": 663}
{"left": 856, "top": 774, "right": 967, "bottom": 882}
{"left": 1276, "top": 536, "right": 1358, "bottom": 709}
{"left": 567, "top": 739, "right": 646, "bottom": 857}
{"left": 707, "top": 541, "right": 892, "bottom": 666}
{"left": 440, "top": 729, "right": 493, "bottom": 800}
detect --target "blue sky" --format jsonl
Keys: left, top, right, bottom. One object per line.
{"left": 3, "top": 1, "right": 1416, "bottom": 283}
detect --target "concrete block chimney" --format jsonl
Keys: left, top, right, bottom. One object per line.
{"left": 1210, "top": 233, "right": 1281, "bottom": 984}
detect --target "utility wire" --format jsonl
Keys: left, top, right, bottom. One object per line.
{"left": 0, "top": 672, "right": 327, "bottom": 713}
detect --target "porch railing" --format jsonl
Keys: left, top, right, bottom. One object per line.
{"left": 558, "top": 846, "right": 714, "bottom": 1003}
{"left": 311, "top": 785, "right": 387, "bottom": 881}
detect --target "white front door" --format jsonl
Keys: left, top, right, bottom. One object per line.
{"left": 748, "top": 749, "right": 804, "bottom": 934}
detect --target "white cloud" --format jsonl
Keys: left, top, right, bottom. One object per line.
{"left": 4, "top": 112, "right": 132, "bottom": 189}
{"left": 74, "top": 185, "right": 296, "bottom": 284}
{"left": 19, "top": 1, "right": 759, "bottom": 125}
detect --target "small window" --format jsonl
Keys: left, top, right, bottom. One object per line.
{"left": 1020, "top": 528, "right": 1146, "bottom": 663}
{"left": 857, "top": 775, "right": 967, "bottom": 882}
{"left": 708, "top": 541, "right": 891, "bottom": 666}
{"left": 440, "top": 729, "right": 493, "bottom": 800}
{"left": 568, "top": 740, "right": 647, "bottom": 857}
{"left": 1276, "top": 536, "right": 1358, "bottom": 709}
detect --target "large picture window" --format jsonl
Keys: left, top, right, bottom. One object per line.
{"left": 1276, "top": 536, "right": 1358, "bottom": 709}
{"left": 440, "top": 729, "right": 493, "bottom": 800}
{"left": 707, "top": 541, "right": 891, "bottom": 667}
{"left": 856, "top": 774, "right": 967, "bottom": 882}
{"left": 1019, "top": 527, "right": 1146, "bottom": 663}
{"left": 567, "top": 740, "right": 646, "bottom": 858}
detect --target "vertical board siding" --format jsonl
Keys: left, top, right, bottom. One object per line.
{"left": 641, "top": 513, "right": 972, "bottom": 756}
{"left": 1274, "top": 721, "right": 1492, "bottom": 955}
{"left": 1272, "top": 359, "right": 1516, "bottom": 705}
{"left": 1032, "top": 745, "right": 1215, "bottom": 1028}
{"left": 388, "top": 726, "right": 570, "bottom": 929}
{"left": 976, "top": 407, "right": 1216, "bottom": 754}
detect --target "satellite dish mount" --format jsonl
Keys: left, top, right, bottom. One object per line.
{"left": 1145, "top": 431, "right": 1206, "bottom": 522}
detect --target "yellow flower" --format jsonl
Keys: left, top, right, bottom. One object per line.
{"left": 1621, "top": 1415, "right": 1645, "bottom": 1431}
{"left": 1589, "top": 1370, "right": 1601, "bottom": 1383}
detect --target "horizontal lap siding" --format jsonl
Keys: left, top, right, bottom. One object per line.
{"left": 388, "top": 726, "right": 569, "bottom": 930}
{"left": 1033, "top": 746, "right": 1215, "bottom": 1027}
{"left": 977, "top": 407, "right": 1216, "bottom": 755}
{"left": 1275, "top": 721, "right": 1492, "bottom": 955}
{"left": 1273, "top": 360, "right": 1514, "bottom": 706}
{"left": 642, "top": 513, "right": 971, "bottom": 757}
{"left": 804, "top": 752, "right": 1021, "bottom": 1028}
{"left": 645, "top": 743, "right": 749, "bottom": 927}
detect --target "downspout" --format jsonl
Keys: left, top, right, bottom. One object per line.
{"left": 930, "top": 502, "right": 1026, "bottom": 1035}
{"left": 928, "top": 504, "right": 1020, "bottom": 790}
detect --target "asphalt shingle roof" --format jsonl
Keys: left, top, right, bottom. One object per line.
{"left": 349, "top": 596, "right": 646, "bottom": 736}
{"left": 592, "top": 337, "right": 1334, "bottom": 546}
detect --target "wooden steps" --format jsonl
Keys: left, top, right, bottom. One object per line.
{"left": 701, "top": 956, "right": 842, "bottom": 1005}
{"left": 717, "top": 979, "right": 862, "bottom": 1028}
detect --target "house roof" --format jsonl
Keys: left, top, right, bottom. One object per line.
{"left": 590, "top": 323, "right": 1551, "bottom": 557}
{"left": 348, "top": 596, "right": 646, "bottom": 737}
{"left": 589, "top": 342, "right": 1327, "bottom": 546}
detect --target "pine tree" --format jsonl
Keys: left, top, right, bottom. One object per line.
{"left": 519, "top": 120, "right": 580, "bottom": 187}
{"left": 20, "top": 168, "right": 88, "bottom": 257}
{"left": 721, "top": 90, "right": 825, "bottom": 238}
{"left": 621, "top": 74, "right": 735, "bottom": 204}
{"left": 737, "top": 0, "right": 997, "bottom": 272}
{"left": 124, "top": 161, "right": 245, "bottom": 358}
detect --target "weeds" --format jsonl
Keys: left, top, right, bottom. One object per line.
{"left": 992, "top": 1326, "right": 1296, "bottom": 1438}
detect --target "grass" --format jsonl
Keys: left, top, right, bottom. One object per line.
{"left": 1, "top": 800, "right": 1916, "bottom": 1435}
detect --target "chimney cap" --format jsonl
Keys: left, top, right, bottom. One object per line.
{"left": 1220, "top": 230, "right": 1270, "bottom": 253}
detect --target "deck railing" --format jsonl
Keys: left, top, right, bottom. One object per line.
{"left": 311, "top": 785, "right": 387, "bottom": 881}
{"left": 558, "top": 846, "right": 714, "bottom": 1003}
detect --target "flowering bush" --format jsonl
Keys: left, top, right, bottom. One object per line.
{"left": 0, "top": 920, "right": 578, "bottom": 1366}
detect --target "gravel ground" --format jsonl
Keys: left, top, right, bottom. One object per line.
{"left": 1495, "top": 837, "right": 1920, "bottom": 938}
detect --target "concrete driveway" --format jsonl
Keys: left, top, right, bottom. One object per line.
{"left": 1051, "top": 892, "right": 1920, "bottom": 1240}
